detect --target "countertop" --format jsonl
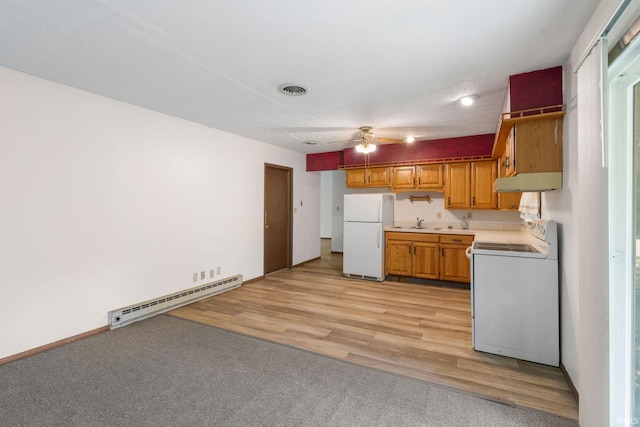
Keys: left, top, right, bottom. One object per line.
{"left": 385, "top": 223, "right": 534, "bottom": 245}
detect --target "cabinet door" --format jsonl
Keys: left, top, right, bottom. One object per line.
{"left": 386, "top": 240, "right": 412, "bottom": 276}
{"left": 471, "top": 161, "right": 497, "bottom": 209}
{"left": 498, "top": 192, "right": 522, "bottom": 210}
{"left": 498, "top": 144, "right": 522, "bottom": 210}
{"left": 368, "top": 167, "right": 392, "bottom": 187}
{"left": 413, "top": 242, "right": 439, "bottom": 279}
{"left": 392, "top": 166, "right": 416, "bottom": 189}
{"left": 416, "top": 164, "right": 443, "bottom": 189}
{"left": 445, "top": 163, "right": 471, "bottom": 209}
{"left": 345, "top": 169, "right": 367, "bottom": 187}
{"left": 505, "top": 128, "right": 516, "bottom": 177}
{"left": 513, "top": 118, "right": 563, "bottom": 173}
{"left": 439, "top": 244, "right": 471, "bottom": 283}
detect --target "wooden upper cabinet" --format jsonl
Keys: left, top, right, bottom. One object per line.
{"left": 416, "top": 164, "right": 444, "bottom": 189}
{"left": 512, "top": 117, "right": 563, "bottom": 174}
{"left": 391, "top": 164, "right": 443, "bottom": 192}
{"left": 492, "top": 110, "right": 565, "bottom": 174}
{"left": 345, "top": 169, "right": 368, "bottom": 187}
{"left": 445, "top": 163, "right": 471, "bottom": 209}
{"left": 445, "top": 161, "right": 497, "bottom": 210}
{"left": 392, "top": 166, "right": 416, "bottom": 190}
{"left": 504, "top": 128, "right": 516, "bottom": 177}
{"left": 498, "top": 139, "right": 522, "bottom": 210}
{"left": 368, "top": 166, "right": 392, "bottom": 186}
{"left": 345, "top": 167, "right": 392, "bottom": 188}
{"left": 470, "top": 161, "right": 497, "bottom": 209}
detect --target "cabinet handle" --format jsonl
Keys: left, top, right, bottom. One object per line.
{"left": 452, "top": 239, "right": 462, "bottom": 243}
{"left": 413, "top": 246, "right": 416, "bottom": 255}
{"left": 418, "top": 177, "right": 421, "bottom": 185}
{"left": 504, "top": 156, "right": 510, "bottom": 168}
{"left": 472, "top": 196, "right": 476, "bottom": 206}
{"left": 447, "top": 197, "right": 450, "bottom": 206}
{"left": 441, "top": 248, "right": 444, "bottom": 256}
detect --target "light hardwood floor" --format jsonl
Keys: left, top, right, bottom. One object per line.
{"left": 169, "top": 239, "right": 578, "bottom": 420}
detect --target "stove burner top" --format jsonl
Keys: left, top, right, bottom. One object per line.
{"left": 473, "top": 242, "right": 541, "bottom": 253}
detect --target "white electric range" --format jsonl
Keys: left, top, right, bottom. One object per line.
{"left": 468, "top": 219, "right": 559, "bottom": 366}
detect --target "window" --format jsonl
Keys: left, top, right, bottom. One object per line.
{"left": 609, "top": 33, "right": 640, "bottom": 424}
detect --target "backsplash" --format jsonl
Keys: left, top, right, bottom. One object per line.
{"left": 393, "top": 192, "right": 521, "bottom": 227}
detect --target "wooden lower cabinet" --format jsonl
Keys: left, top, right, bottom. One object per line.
{"left": 413, "top": 242, "right": 439, "bottom": 279}
{"left": 438, "top": 234, "right": 474, "bottom": 283}
{"left": 386, "top": 239, "right": 413, "bottom": 276}
{"left": 386, "top": 232, "right": 472, "bottom": 283}
{"left": 385, "top": 232, "right": 439, "bottom": 278}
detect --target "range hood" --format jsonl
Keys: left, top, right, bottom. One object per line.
{"left": 494, "top": 172, "right": 562, "bottom": 193}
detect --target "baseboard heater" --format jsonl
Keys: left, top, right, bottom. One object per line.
{"left": 108, "top": 274, "right": 242, "bottom": 329}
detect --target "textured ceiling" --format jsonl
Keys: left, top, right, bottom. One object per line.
{"left": 0, "top": 0, "right": 599, "bottom": 153}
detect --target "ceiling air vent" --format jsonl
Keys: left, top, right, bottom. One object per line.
{"left": 277, "top": 82, "right": 309, "bottom": 96}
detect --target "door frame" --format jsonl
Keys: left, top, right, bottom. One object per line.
{"left": 264, "top": 163, "right": 293, "bottom": 274}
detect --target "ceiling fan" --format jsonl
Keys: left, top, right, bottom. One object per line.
{"left": 338, "top": 126, "right": 405, "bottom": 154}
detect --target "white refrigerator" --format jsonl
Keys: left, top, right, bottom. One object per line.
{"left": 343, "top": 193, "right": 394, "bottom": 281}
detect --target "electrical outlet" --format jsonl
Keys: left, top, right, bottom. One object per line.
{"left": 216, "top": 266, "right": 221, "bottom": 275}
{"left": 200, "top": 271, "right": 205, "bottom": 280}
{"left": 467, "top": 212, "right": 473, "bottom": 219}
{"left": 436, "top": 212, "right": 442, "bottom": 219}
{"left": 209, "top": 269, "right": 215, "bottom": 278}
{"left": 300, "top": 200, "right": 303, "bottom": 206}
{"left": 193, "top": 273, "right": 198, "bottom": 282}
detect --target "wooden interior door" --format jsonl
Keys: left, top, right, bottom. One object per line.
{"left": 264, "top": 164, "right": 292, "bottom": 274}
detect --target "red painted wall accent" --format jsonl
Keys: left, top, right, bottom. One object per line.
{"left": 509, "top": 66, "right": 563, "bottom": 112}
{"left": 306, "top": 150, "right": 344, "bottom": 171}
{"left": 343, "top": 134, "right": 494, "bottom": 166}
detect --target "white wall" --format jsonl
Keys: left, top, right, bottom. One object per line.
{"left": 544, "top": 60, "right": 580, "bottom": 390}
{"left": 0, "top": 66, "right": 320, "bottom": 360}
{"left": 320, "top": 171, "right": 333, "bottom": 238}
{"left": 331, "top": 170, "right": 346, "bottom": 252}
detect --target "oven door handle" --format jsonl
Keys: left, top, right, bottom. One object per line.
{"left": 465, "top": 246, "right": 473, "bottom": 260}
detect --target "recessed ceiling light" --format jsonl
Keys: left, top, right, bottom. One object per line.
{"left": 459, "top": 95, "right": 479, "bottom": 106}
{"left": 405, "top": 136, "right": 415, "bottom": 143}
{"left": 277, "top": 83, "right": 309, "bottom": 96}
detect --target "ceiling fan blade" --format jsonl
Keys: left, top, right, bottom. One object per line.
{"left": 325, "top": 138, "right": 359, "bottom": 145}
{"left": 376, "top": 138, "right": 404, "bottom": 144}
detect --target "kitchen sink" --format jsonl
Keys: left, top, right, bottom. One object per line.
{"left": 393, "top": 226, "right": 442, "bottom": 230}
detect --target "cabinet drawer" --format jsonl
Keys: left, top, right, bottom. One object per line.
{"left": 439, "top": 234, "right": 473, "bottom": 245}
{"left": 386, "top": 232, "right": 439, "bottom": 243}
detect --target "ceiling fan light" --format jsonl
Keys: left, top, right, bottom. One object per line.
{"left": 356, "top": 143, "right": 376, "bottom": 154}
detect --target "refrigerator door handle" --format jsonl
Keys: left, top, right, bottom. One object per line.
{"left": 377, "top": 200, "right": 381, "bottom": 223}
{"left": 377, "top": 223, "right": 381, "bottom": 248}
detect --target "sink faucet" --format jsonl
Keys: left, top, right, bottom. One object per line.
{"left": 461, "top": 216, "right": 469, "bottom": 230}
{"left": 416, "top": 218, "right": 424, "bottom": 228}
